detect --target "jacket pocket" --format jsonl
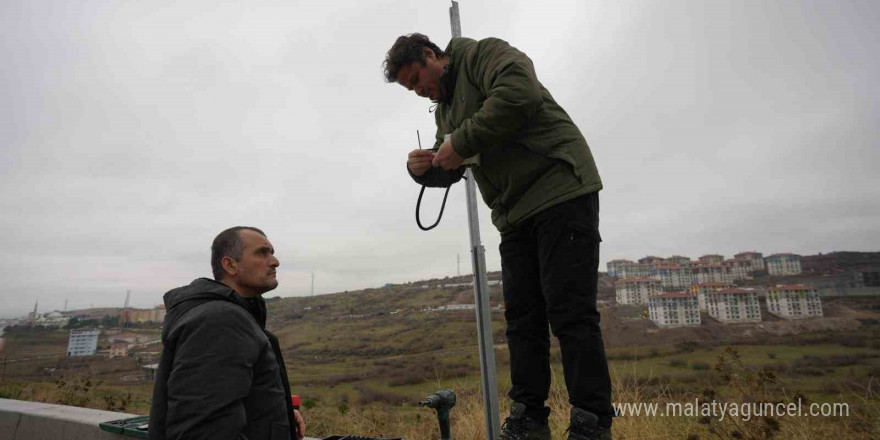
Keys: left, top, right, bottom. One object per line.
{"left": 271, "top": 422, "right": 291, "bottom": 440}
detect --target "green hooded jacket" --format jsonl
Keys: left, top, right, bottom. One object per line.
{"left": 413, "top": 37, "right": 602, "bottom": 233}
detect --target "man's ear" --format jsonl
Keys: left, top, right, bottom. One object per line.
{"left": 221, "top": 256, "right": 238, "bottom": 277}
{"left": 422, "top": 46, "right": 435, "bottom": 62}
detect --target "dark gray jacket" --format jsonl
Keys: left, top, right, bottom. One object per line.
{"left": 148, "top": 278, "right": 295, "bottom": 440}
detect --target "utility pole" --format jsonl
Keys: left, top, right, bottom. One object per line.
{"left": 311, "top": 272, "right": 315, "bottom": 297}
{"left": 457, "top": 253, "right": 461, "bottom": 277}
{"left": 120, "top": 290, "right": 131, "bottom": 327}
{"left": 449, "top": 2, "right": 501, "bottom": 439}
{"left": 30, "top": 300, "right": 38, "bottom": 326}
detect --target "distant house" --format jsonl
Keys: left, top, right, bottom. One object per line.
{"left": 67, "top": 328, "right": 99, "bottom": 357}
{"left": 648, "top": 292, "right": 701, "bottom": 328}
{"left": 705, "top": 288, "right": 762, "bottom": 323}
{"left": 142, "top": 363, "right": 159, "bottom": 382}
{"left": 109, "top": 340, "right": 129, "bottom": 359}
{"left": 734, "top": 251, "right": 765, "bottom": 272}
{"left": 766, "top": 285, "right": 823, "bottom": 318}
{"left": 615, "top": 278, "right": 662, "bottom": 305}
{"left": 765, "top": 253, "right": 802, "bottom": 276}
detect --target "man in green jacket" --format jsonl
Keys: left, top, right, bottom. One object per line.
{"left": 383, "top": 34, "right": 613, "bottom": 440}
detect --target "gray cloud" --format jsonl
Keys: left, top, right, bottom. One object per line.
{"left": 1, "top": 0, "right": 878, "bottom": 318}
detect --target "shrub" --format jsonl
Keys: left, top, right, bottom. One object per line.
{"left": 669, "top": 358, "right": 687, "bottom": 368}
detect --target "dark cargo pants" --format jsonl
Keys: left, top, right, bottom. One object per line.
{"left": 500, "top": 192, "right": 613, "bottom": 427}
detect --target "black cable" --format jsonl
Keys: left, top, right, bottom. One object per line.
{"left": 416, "top": 183, "right": 451, "bottom": 231}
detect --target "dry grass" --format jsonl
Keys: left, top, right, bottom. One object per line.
{"left": 299, "top": 353, "right": 880, "bottom": 440}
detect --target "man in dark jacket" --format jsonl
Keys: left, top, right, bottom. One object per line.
{"left": 384, "top": 35, "right": 612, "bottom": 440}
{"left": 148, "top": 226, "right": 305, "bottom": 440}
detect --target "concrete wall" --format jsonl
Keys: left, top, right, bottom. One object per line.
{"left": 0, "top": 398, "right": 138, "bottom": 440}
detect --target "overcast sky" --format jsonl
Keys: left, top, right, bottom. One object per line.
{"left": 2, "top": 0, "right": 878, "bottom": 319}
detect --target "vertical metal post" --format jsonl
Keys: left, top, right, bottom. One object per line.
{"left": 448, "top": 2, "right": 501, "bottom": 439}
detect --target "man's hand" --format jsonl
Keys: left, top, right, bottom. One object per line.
{"left": 407, "top": 149, "right": 436, "bottom": 176}
{"left": 293, "top": 409, "right": 305, "bottom": 440}
{"left": 432, "top": 138, "right": 464, "bottom": 171}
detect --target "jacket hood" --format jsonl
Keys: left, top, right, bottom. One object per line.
{"left": 445, "top": 37, "right": 476, "bottom": 65}
{"left": 162, "top": 278, "right": 267, "bottom": 332}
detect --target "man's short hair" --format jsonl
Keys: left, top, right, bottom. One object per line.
{"left": 383, "top": 33, "right": 445, "bottom": 83}
{"left": 211, "top": 226, "right": 267, "bottom": 281}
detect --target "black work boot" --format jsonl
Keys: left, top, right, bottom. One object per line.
{"left": 567, "top": 407, "right": 611, "bottom": 440}
{"left": 499, "top": 402, "right": 551, "bottom": 440}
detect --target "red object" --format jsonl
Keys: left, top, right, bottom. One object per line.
{"left": 291, "top": 395, "right": 301, "bottom": 410}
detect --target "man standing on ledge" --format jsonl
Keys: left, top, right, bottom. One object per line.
{"left": 384, "top": 34, "right": 612, "bottom": 440}
{"left": 149, "top": 227, "right": 305, "bottom": 440}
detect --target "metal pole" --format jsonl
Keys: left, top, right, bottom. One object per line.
{"left": 448, "top": 2, "right": 501, "bottom": 439}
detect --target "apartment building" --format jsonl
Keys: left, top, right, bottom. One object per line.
{"left": 67, "top": 328, "right": 99, "bottom": 357}
{"left": 705, "top": 288, "right": 762, "bottom": 323}
{"left": 653, "top": 265, "right": 694, "bottom": 289}
{"left": 121, "top": 304, "right": 167, "bottom": 325}
{"left": 648, "top": 292, "right": 701, "bottom": 328}
{"left": 618, "top": 262, "right": 655, "bottom": 279}
{"left": 692, "top": 263, "right": 733, "bottom": 284}
{"left": 606, "top": 259, "right": 633, "bottom": 278}
{"left": 615, "top": 278, "right": 663, "bottom": 305}
{"left": 723, "top": 259, "right": 752, "bottom": 281}
{"left": 638, "top": 256, "right": 665, "bottom": 265}
{"left": 690, "top": 282, "right": 733, "bottom": 311}
{"left": 766, "top": 284, "right": 823, "bottom": 318}
{"left": 698, "top": 254, "right": 725, "bottom": 264}
{"left": 765, "top": 253, "right": 802, "bottom": 276}
{"left": 734, "top": 251, "right": 765, "bottom": 271}
{"left": 666, "top": 255, "right": 692, "bottom": 265}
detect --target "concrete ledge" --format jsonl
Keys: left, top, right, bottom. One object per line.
{"left": 0, "top": 398, "right": 138, "bottom": 439}
{"left": 1, "top": 398, "right": 320, "bottom": 440}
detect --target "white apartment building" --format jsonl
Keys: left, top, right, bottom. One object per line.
{"left": 638, "top": 256, "right": 665, "bottom": 265}
{"left": 648, "top": 292, "right": 701, "bottom": 328}
{"left": 723, "top": 259, "right": 752, "bottom": 281}
{"left": 67, "top": 328, "right": 99, "bottom": 357}
{"left": 652, "top": 265, "right": 694, "bottom": 289}
{"left": 698, "top": 254, "right": 725, "bottom": 264}
{"left": 705, "top": 288, "right": 762, "bottom": 323}
{"left": 618, "top": 262, "right": 655, "bottom": 279}
{"left": 665, "top": 255, "right": 691, "bottom": 265}
{"left": 606, "top": 259, "right": 633, "bottom": 278}
{"left": 766, "top": 285, "right": 823, "bottom": 318}
{"left": 734, "top": 251, "right": 765, "bottom": 271}
{"left": 690, "top": 282, "right": 733, "bottom": 311}
{"left": 765, "top": 253, "right": 802, "bottom": 276}
{"left": 615, "top": 278, "right": 663, "bottom": 305}
{"left": 692, "top": 263, "right": 733, "bottom": 284}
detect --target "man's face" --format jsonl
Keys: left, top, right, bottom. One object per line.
{"left": 229, "top": 229, "right": 279, "bottom": 297}
{"left": 396, "top": 47, "right": 447, "bottom": 102}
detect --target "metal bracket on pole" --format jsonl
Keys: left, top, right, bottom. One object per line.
{"left": 448, "top": 2, "right": 501, "bottom": 439}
